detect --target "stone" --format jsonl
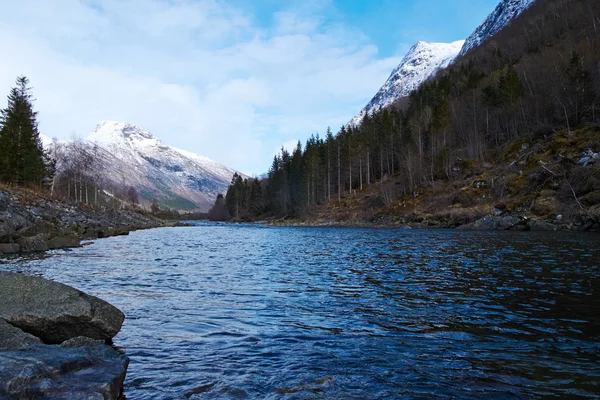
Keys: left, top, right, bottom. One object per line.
{"left": 509, "top": 223, "right": 530, "bottom": 231}
{"left": 0, "top": 192, "right": 7, "bottom": 212}
{"left": 0, "top": 243, "right": 20, "bottom": 254}
{"left": 578, "top": 220, "right": 595, "bottom": 231}
{"left": 0, "top": 319, "right": 42, "bottom": 351}
{"left": 7, "top": 212, "right": 29, "bottom": 231}
{"left": 0, "top": 344, "right": 128, "bottom": 400}
{"left": 46, "top": 234, "right": 81, "bottom": 250}
{"left": 581, "top": 191, "right": 600, "bottom": 206}
{"left": 528, "top": 220, "right": 557, "bottom": 231}
{"left": 61, "top": 336, "right": 105, "bottom": 348}
{"left": 16, "top": 233, "right": 48, "bottom": 252}
{"left": 578, "top": 156, "right": 592, "bottom": 166}
{"left": 457, "top": 215, "right": 498, "bottom": 230}
{"left": 0, "top": 272, "right": 124, "bottom": 344}
{"left": 0, "top": 223, "right": 9, "bottom": 242}
{"left": 498, "top": 216, "right": 520, "bottom": 230}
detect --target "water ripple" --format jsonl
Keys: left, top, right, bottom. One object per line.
{"left": 2, "top": 223, "right": 600, "bottom": 399}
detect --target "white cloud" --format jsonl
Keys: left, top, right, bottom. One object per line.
{"left": 0, "top": 0, "right": 400, "bottom": 176}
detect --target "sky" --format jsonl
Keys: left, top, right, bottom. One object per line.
{"left": 0, "top": 0, "right": 499, "bottom": 176}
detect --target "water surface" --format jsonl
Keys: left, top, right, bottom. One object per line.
{"left": 2, "top": 223, "right": 600, "bottom": 399}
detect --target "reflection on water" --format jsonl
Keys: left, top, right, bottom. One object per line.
{"left": 2, "top": 223, "right": 600, "bottom": 399}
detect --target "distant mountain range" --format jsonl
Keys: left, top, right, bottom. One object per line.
{"left": 43, "top": 121, "right": 241, "bottom": 212}
{"left": 349, "top": 0, "right": 536, "bottom": 126}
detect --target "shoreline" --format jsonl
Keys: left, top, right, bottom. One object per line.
{"left": 0, "top": 186, "right": 176, "bottom": 255}
{"left": 254, "top": 213, "right": 598, "bottom": 232}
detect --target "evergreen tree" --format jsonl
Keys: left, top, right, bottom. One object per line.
{"left": 0, "top": 76, "right": 49, "bottom": 186}
{"left": 208, "top": 194, "right": 230, "bottom": 221}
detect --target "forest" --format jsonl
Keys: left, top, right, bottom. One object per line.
{"left": 217, "top": 0, "right": 600, "bottom": 223}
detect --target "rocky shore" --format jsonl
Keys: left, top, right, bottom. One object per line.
{"left": 0, "top": 187, "right": 168, "bottom": 255}
{"left": 0, "top": 271, "right": 128, "bottom": 399}
{"left": 264, "top": 211, "right": 598, "bottom": 231}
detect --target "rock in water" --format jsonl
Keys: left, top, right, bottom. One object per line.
{"left": 0, "top": 344, "right": 128, "bottom": 400}
{"left": 0, "top": 319, "right": 42, "bottom": 351}
{"left": 0, "top": 272, "right": 124, "bottom": 343}
{"left": 16, "top": 233, "right": 49, "bottom": 252}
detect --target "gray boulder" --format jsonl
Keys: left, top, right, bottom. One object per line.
{"left": 0, "top": 222, "right": 8, "bottom": 242}
{"left": 61, "top": 336, "right": 105, "bottom": 348}
{"left": 16, "top": 233, "right": 49, "bottom": 252}
{"left": 457, "top": 215, "right": 498, "bottom": 230}
{"left": 528, "top": 220, "right": 557, "bottom": 231}
{"left": 0, "top": 319, "right": 42, "bottom": 351}
{"left": 498, "top": 216, "right": 521, "bottom": 230}
{"left": 0, "top": 344, "right": 128, "bottom": 400}
{"left": 0, "top": 272, "right": 124, "bottom": 344}
{"left": 4, "top": 211, "right": 29, "bottom": 231}
{"left": 0, "top": 243, "right": 20, "bottom": 254}
{"left": 46, "top": 234, "right": 81, "bottom": 250}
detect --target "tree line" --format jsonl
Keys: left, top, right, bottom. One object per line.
{"left": 216, "top": 0, "right": 600, "bottom": 221}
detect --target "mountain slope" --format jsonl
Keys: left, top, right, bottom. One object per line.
{"left": 349, "top": 40, "right": 464, "bottom": 127}
{"left": 459, "top": 0, "right": 536, "bottom": 56}
{"left": 50, "top": 121, "right": 241, "bottom": 211}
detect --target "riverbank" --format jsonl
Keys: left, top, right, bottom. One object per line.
{"left": 0, "top": 185, "right": 172, "bottom": 254}
{"left": 254, "top": 129, "right": 600, "bottom": 232}
{"left": 262, "top": 205, "right": 595, "bottom": 231}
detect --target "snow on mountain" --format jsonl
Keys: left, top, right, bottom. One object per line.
{"left": 459, "top": 0, "right": 536, "bottom": 56}
{"left": 349, "top": 40, "right": 464, "bottom": 127}
{"left": 50, "top": 121, "right": 241, "bottom": 211}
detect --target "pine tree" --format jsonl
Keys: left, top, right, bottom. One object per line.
{"left": 0, "top": 76, "right": 49, "bottom": 186}
{"left": 208, "top": 194, "right": 230, "bottom": 221}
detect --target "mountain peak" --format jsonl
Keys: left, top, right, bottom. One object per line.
{"left": 48, "top": 121, "right": 241, "bottom": 211}
{"left": 87, "top": 121, "right": 156, "bottom": 144}
{"left": 348, "top": 40, "right": 464, "bottom": 127}
{"left": 459, "top": 0, "right": 536, "bottom": 56}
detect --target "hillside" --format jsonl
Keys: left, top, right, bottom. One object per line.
{"left": 220, "top": 0, "right": 600, "bottom": 231}
{"left": 268, "top": 127, "right": 600, "bottom": 231}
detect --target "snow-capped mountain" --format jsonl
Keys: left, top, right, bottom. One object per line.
{"left": 459, "top": 0, "right": 536, "bottom": 56}
{"left": 47, "top": 121, "right": 241, "bottom": 211}
{"left": 349, "top": 40, "right": 464, "bottom": 127}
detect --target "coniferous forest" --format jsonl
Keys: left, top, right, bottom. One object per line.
{"left": 220, "top": 0, "right": 600, "bottom": 224}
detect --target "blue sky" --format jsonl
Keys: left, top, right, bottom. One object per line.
{"left": 0, "top": 0, "right": 498, "bottom": 176}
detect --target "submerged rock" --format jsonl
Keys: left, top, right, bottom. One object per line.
{"left": 0, "top": 272, "right": 124, "bottom": 344}
{"left": 0, "top": 344, "right": 128, "bottom": 400}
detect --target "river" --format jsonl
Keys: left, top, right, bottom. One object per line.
{"left": 2, "top": 223, "right": 600, "bottom": 399}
